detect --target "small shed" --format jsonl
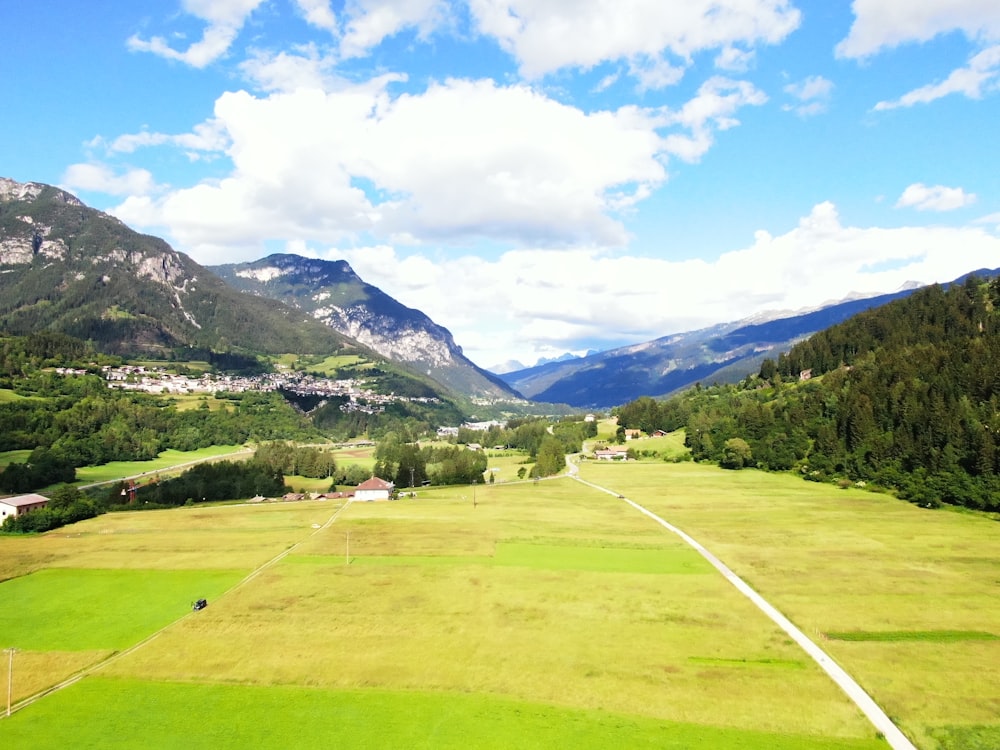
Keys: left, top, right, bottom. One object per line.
{"left": 353, "top": 477, "right": 394, "bottom": 502}
{"left": 0, "top": 493, "right": 50, "bottom": 519}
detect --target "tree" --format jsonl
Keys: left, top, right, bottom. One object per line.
{"left": 535, "top": 435, "right": 565, "bottom": 477}
{"left": 720, "top": 438, "right": 753, "bottom": 470}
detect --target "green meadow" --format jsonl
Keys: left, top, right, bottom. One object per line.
{"left": 1, "top": 461, "right": 996, "bottom": 748}
{"left": 580, "top": 461, "right": 1000, "bottom": 750}
{"left": 73, "top": 445, "right": 249, "bottom": 486}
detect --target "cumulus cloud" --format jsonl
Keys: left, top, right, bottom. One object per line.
{"left": 895, "top": 183, "right": 977, "bottom": 211}
{"left": 661, "top": 77, "right": 767, "bottom": 162}
{"left": 874, "top": 44, "right": 1000, "bottom": 109}
{"left": 293, "top": 0, "right": 338, "bottom": 32}
{"left": 99, "top": 120, "right": 230, "bottom": 157}
{"left": 108, "top": 75, "right": 683, "bottom": 256}
{"left": 332, "top": 203, "right": 1000, "bottom": 367}
{"left": 783, "top": 75, "right": 833, "bottom": 117}
{"left": 128, "top": 0, "right": 266, "bottom": 68}
{"left": 240, "top": 45, "right": 342, "bottom": 92}
{"left": 61, "top": 163, "right": 159, "bottom": 196}
{"left": 837, "top": 0, "right": 1000, "bottom": 59}
{"left": 715, "top": 46, "right": 755, "bottom": 73}
{"left": 469, "top": 0, "right": 800, "bottom": 82}
{"left": 339, "top": 0, "right": 449, "bottom": 59}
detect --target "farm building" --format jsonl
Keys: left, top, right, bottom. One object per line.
{"left": 353, "top": 477, "right": 394, "bottom": 501}
{"left": 594, "top": 446, "right": 629, "bottom": 461}
{"left": 0, "top": 493, "right": 50, "bottom": 519}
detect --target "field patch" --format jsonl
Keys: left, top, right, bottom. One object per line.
{"left": 493, "top": 542, "right": 711, "bottom": 575}
{"left": 0, "top": 677, "right": 886, "bottom": 750}
{"left": 825, "top": 630, "right": 999, "bottom": 643}
{"left": 0, "top": 568, "right": 242, "bottom": 650}
{"left": 74, "top": 445, "right": 248, "bottom": 486}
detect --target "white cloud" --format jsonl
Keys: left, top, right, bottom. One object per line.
{"left": 715, "top": 46, "right": 755, "bottom": 73}
{"left": 895, "top": 183, "right": 977, "bottom": 211}
{"left": 293, "top": 0, "right": 338, "bottom": 32}
{"left": 102, "top": 120, "right": 230, "bottom": 156}
{"left": 108, "top": 76, "right": 677, "bottom": 256}
{"left": 127, "top": 0, "right": 265, "bottom": 68}
{"left": 875, "top": 44, "right": 1000, "bottom": 110}
{"left": 469, "top": 0, "right": 800, "bottom": 81}
{"left": 240, "top": 45, "right": 342, "bottom": 92}
{"left": 339, "top": 0, "right": 450, "bottom": 59}
{"left": 837, "top": 0, "right": 1000, "bottom": 59}
{"left": 783, "top": 75, "right": 833, "bottom": 117}
{"left": 661, "top": 77, "right": 767, "bottom": 162}
{"left": 330, "top": 203, "right": 1000, "bottom": 367}
{"left": 61, "top": 163, "right": 159, "bottom": 196}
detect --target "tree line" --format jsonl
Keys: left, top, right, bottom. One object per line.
{"left": 616, "top": 276, "right": 1000, "bottom": 512}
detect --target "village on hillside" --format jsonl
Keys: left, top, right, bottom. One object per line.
{"left": 57, "top": 365, "right": 441, "bottom": 416}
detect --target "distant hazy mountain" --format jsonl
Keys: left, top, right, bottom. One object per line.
{"left": 211, "top": 254, "right": 521, "bottom": 401}
{"left": 488, "top": 351, "right": 596, "bottom": 375}
{"left": 499, "top": 277, "right": 997, "bottom": 409}
{"left": 0, "top": 178, "right": 356, "bottom": 358}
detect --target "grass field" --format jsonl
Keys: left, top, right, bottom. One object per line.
{"left": 0, "top": 449, "right": 32, "bottom": 469}
{"left": 74, "top": 445, "right": 250, "bottom": 486}
{"left": 1, "top": 461, "right": 996, "bottom": 748}
{"left": 0, "top": 388, "right": 35, "bottom": 403}
{"left": 579, "top": 461, "right": 1000, "bottom": 750}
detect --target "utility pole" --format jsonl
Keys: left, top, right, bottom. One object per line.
{"left": 5, "top": 647, "right": 14, "bottom": 718}
{"left": 345, "top": 530, "right": 351, "bottom": 565}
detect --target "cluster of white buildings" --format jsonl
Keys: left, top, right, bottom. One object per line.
{"left": 97, "top": 365, "right": 438, "bottom": 412}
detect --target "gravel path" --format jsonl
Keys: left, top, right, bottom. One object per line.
{"left": 570, "top": 470, "right": 918, "bottom": 750}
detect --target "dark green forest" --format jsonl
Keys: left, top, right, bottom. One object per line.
{"left": 617, "top": 276, "right": 1000, "bottom": 512}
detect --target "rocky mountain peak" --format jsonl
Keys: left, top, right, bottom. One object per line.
{"left": 0, "top": 177, "right": 83, "bottom": 207}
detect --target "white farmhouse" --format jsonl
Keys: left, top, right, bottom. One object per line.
{"left": 353, "top": 477, "right": 394, "bottom": 502}
{"left": 0, "top": 493, "right": 49, "bottom": 520}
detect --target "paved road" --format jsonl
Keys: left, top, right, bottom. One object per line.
{"left": 569, "top": 465, "right": 917, "bottom": 750}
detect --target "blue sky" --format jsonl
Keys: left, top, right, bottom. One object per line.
{"left": 2, "top": 1, "right": 999, "bottom": 369}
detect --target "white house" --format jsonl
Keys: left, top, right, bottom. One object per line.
{"left": 594, "top": 446, "right": 629, "bottom": 461}
{"left": 353, "top": 477, "right": 394, "bottom": 502}
{"left": 0, "top": 493, "right": 50, "bottom": 520}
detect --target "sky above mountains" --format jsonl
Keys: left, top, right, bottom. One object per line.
{"left": 2, "top": 1, "right": 999, "bottom": 369}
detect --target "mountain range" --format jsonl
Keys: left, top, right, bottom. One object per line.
{"left": 4, "top": 176, "right": 996, "bottom": 413}
{"left": 497, "top": 271, "right": 1000, "bottom": 408}
{"left": 210, "top": 254, "right": 516, "bottom": 401}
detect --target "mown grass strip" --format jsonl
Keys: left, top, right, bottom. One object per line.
{"left": 0, "top": 568, "right": 244, "bottom": 650}
{"left": 688, "top": 656, "right": 806, "bottom": 669}
{"left": 287, "top": 543, "right": 711, "bottom": 575}
{"left": 825, "top": 630, "right": 999, "bottom": 643}
{"left": 0, "top": 677, "right": 887, "bottom": 750}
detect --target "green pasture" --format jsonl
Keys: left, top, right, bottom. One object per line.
{"left": 0, "top": 449, "right": 32, "bottom": 468}
{"left": 166, "top": 393, "right": 227, "bottom": 411}
{"left": 0, "top": 388, "right": 34, "bottom": 403}
{"left": 74, "top": 445, "right": 249, "bottom": 486}
{"left": 331, "top": 444, "right": 375, "bottom": 471}
{"left": 91, "top": 485, "right": 879, "bottom": 745}
{"left": 3, "top": 460, "right": 997, "bottom": 748}
{"left": 625, "top": 430, "right": 689, "bottom": 459}
{"left": 0, "top": 500, "right": 346, "bottom": 581}
{"left": 580, "top": 460, "right": 1000, "bottom": 749}
{"left": 284, "top": 474, "right": 333, "bottom": 493}
{"left": 0, "top": 677, "right": 883, "bottom": 750}
{"left": 482, "top": 448, "right": 533, "bottom": 481}
{"left": 0, "top": 568, "right": 241, "bottom": 650}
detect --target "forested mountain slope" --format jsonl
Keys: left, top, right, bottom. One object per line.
{"left": 0, "top": 179, "right": 360, "bottom": 359}
{"left": 618, "top": 276, "right": 1000, "bottom": 511}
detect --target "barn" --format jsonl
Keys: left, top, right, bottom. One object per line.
{"left": 0, "top": 493, "right": 50, "bottom": 520}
